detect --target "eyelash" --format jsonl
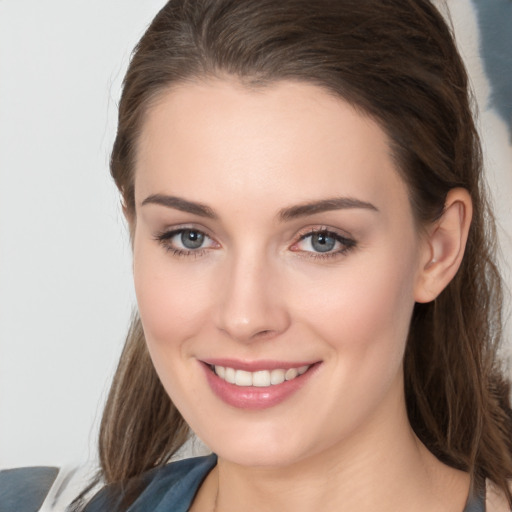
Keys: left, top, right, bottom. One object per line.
{"left": 292, "top": 227, "right": 357, "bottom": 260}
{"left": 153, "top": 228, "right": 215, "bottom": 259}
{"left": 153, "top": 226, "right": 357, "bottom": 260}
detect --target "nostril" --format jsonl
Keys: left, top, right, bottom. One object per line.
{"left": 254, "top": 329, "right": 275, "bottom": 339}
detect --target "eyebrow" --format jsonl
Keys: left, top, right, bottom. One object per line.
{"left": 278, "top": 197, "right": 378, "bottom": 221}
{"left": 141, "top": 194, "right": 217, "bottom": 218}
{"left": 141, "top": 194, "right": 378, "bottom": 221}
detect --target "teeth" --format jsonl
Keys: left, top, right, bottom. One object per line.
{"left": 298, "top": 365, "right": 309, "bottom": 375}
{"left": 213, "top": 364, "right": 311, "bottom": 387}
{"left": 270, "top": 369, "right": 285, "bottom": 385}
{"left": 235, "top": 370, "right": 252, "bottom": 387}
{"left": 253, "top": 370, "right": 271, "bottom": 387}
{"left": 285, "top": 368, "right": 298, "bottom": 380}
{"left": 225, "top": 367, "right": 236, "bottom": 384}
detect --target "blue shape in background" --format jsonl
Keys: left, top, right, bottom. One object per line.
{"left": 471, "top": 0, "right": 512, "bottom": 134}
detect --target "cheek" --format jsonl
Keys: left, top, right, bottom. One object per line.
{"left": 286, "top": 251, "right": 419, "bottom": 442}
{"left": 133, "top": 240, "right": 211, "bottom": 350}
{"left": 298, "top": 248, "right": 418, "bottom": 374}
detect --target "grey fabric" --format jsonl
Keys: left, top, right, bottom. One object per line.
{"left": 464, "top": 479, "right": 486, "bottom": 512}
{"left": 0, "top": 466, "right": 59, "bottom": 512}
{"left": 84, "top": 455, "right": 217, "bottom": 512}
{"left": 472, "top": 0, "right": 512, "bottom": 134}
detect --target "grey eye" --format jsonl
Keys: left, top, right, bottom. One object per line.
{"left": 310, "top": 232, "right": 337, "bottom": 252}
{"left": 181, "top": 230, "right": 205, "bottom": 249}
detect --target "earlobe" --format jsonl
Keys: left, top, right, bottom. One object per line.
{"left": 414, "top": 188, "right": 473, "bottom": 303}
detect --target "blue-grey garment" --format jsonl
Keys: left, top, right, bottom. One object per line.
{"left": 465, "top": 478, "right": 487, "bottom": 512}
{"left": 0, "top": 456, "right": 486, "bottom": 511}
{"left": 84, "top": 455, "right": 217, "bottom": 512}
{"left": 0, "top": 466, "right": 59, "bottom": 512}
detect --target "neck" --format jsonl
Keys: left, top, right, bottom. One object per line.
{"left": 206, "top": 390, "right": 469, "bottom": 512}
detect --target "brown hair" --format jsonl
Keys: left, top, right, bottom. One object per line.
{"left": 86, "top": 0, "right": 512, "bottom": 507}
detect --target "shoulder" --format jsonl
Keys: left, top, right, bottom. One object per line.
{"left": 0, "top": 463, "right": 100, "bottom": 512}
{"left": 0, "top": 466, "right": 59, "bottom": 512}
{"left": 84, "top": 454, "right": 217, "bottom": 512}
{"left": 137, "top": 454, "right": 218, "bottom": 502}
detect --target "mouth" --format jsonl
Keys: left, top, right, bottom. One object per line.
{"left": 200, "top": 359, "right": 320, "bottom": 410}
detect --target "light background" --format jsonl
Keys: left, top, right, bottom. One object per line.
{"left": 0, "top": 0, "right": 168, "bottom": 468}
{"left": 0, "top": 0, "right": 511, "bottom": 469}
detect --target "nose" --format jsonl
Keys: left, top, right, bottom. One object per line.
{"left": 214, "top": 250, "right": 291, "bottom": 343}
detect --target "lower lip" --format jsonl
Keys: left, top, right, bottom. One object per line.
{"left": 201, "top": 363, "right": 319, "bottom": 410}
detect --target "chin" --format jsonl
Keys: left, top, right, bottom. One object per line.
{"left": 195, "top": 420, "right": 320, "bottom": 469}
{"left": 216, "top": 443, "right": 306, "bottom": 468}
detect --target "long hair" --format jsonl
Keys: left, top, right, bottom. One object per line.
{"left": 84, "top": 0, "right": 512, "bottom": 507}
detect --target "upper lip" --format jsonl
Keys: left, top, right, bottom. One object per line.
{"left": 200, "top": 358, "right": 319, "bottom": 372}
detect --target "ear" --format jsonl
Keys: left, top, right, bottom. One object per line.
{"left": 414, "top": 188, "right": 473, "bottom": 303}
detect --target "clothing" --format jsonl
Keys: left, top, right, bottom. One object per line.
{"left": 84, "top": 455, "right": 217, "bottom": 512}
{"left": 0, "top": 455, "right": 486, "bottom": 511}
{"left": 0, "top": 464, "right": 98, "bottom": 512}
{"left": 0, "top": 466, "right": 59, "bottom": 512}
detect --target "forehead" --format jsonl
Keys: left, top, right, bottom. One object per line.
{"left": 135, "top": 79, "right": 410, "bottom": 218}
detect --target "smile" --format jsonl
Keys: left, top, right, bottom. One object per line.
{"left": 212, "top": 364, "right": 310, "bottom": 387}
{"left": 201, "top": 360, "right": 320, "bottom": 410}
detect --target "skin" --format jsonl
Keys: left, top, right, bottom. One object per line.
{"left": 131, "top": 79, "right": 472, "bottom": 512}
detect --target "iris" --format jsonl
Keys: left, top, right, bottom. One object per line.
{"left": 181, "top": 230, "right": 205, "bottom": 249}
{"left": 311, "top": 232, "right": 336, "bottom": 252}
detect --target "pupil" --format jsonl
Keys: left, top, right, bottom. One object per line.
{"left": 181, "top": 230, "right": 204, "bottom": 249}
{"left": 312, "top": 233, "right": 335, "bottom": 253}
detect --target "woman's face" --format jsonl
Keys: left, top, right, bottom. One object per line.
{"left": 132, "top": 79, "right": 429, "bottom": 467}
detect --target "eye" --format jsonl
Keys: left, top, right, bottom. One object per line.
{"left": 304, "top": 232, "right": 338, "bottom": 253}
{"left": 178, "top": 229, "right": 206, "bottom": 249}
{"left": 291, "top": 228, "right": 356, "bottom": 258}
{"left": 154, "top": 227, "right": 218, "bottom": 255}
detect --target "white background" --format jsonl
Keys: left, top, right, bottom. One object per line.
{"left": 0, "top": 0, "right": 167, "bottom": 468}
{"left": 0, "top": 0, "right": 511, "bottom": 469}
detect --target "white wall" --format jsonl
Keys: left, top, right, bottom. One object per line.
{"left": 0, "top": 0, "right": 511, "bottom": 469}
{"left": 0, "top": 0, "right": 168, "bottom": 468}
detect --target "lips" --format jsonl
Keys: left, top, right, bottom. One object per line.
{"left": 200, "top": 359, "right": 320, "bottom": 410}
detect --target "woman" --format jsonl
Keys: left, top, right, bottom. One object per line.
{"left": 74, "top": 0, "right": 512, "bottom": 510}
